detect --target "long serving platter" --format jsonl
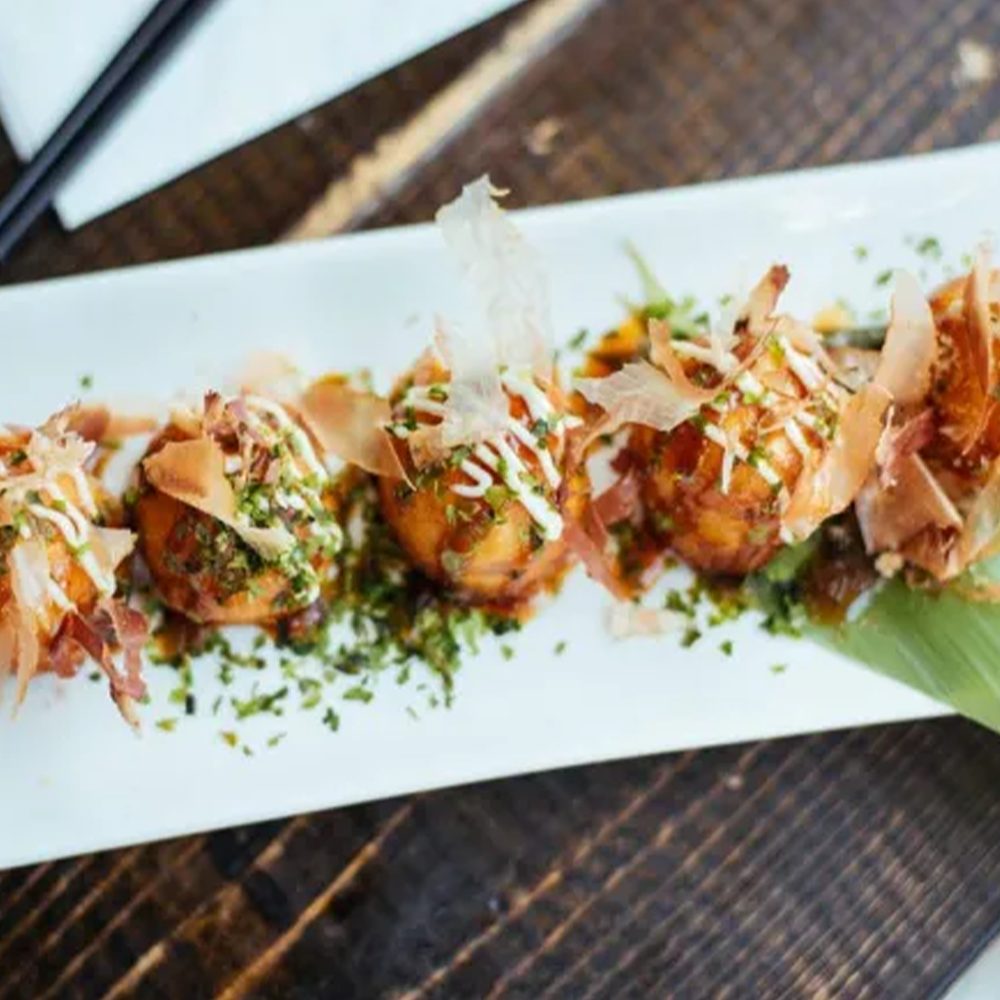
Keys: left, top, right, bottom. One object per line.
{"left": 6, "top": 142, "right": 997, "bottom": 869}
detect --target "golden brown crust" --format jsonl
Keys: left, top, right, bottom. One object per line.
{"left": 628, "top": 344, "right": 809, "bottom": 576}
{"left": 134, "top": 423, "right": 338, "bottom": 626}
{"left": 378, "top": 360, "right": 585, "bottom": 606}
{"left": 0, "top": 432, "right": 109, "bottom": 676}
{"left": 632, "top": 421, "right": 796, "bottom": 576}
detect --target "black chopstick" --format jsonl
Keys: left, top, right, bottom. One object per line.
{"left": 0, "top": 0, "right": 219, "bottom": 264}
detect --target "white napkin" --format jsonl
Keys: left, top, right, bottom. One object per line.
{"left": 0, "top": 0, "right": 520, "bottom": 228}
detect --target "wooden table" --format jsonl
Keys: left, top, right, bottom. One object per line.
{"left": 5, "top": 1, "right": 1000, "bottom": 996}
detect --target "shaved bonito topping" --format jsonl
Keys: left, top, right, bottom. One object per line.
{"left": 874, "top": 271, "right": 938, "bottom": 408}
{"left": 743, "top": 265, "right": 791, "bottom": 335}
{"left": 0, "top": 419, "right": 146, "bottom": 720}
{"left": 298, "top": 381, "right": 406, "bottom": 480}
{"left": 243, "top": 395, "right": 329, "bottom": 482}
{"left": 576, "top": 360, "right": 711, "bottom": 440}
{"left": 383, "top": 177, "right": 577, "bottom": 541}
{"left": 387, "top": 371, "right": 570, "bottom": 541}
{"left": 781, "top": 384, "right": 892, "bottom": 544}
{"left": 606, "top": 603, "right": 688, "bottom": 639}
{"left": 855, "top": 455, "right": 962, "bottom": 556}
{"left": 408, "top": 176, "right": 561, "bottom": 467}
{"left": 963, "top": 243, "right": 995, "bottom": 394}
{"left": 581, "top": 265, "right": 855, "bottom": 505}
{"left": 0, "top": 424, "right": 122, "bottom": 599}
{"left": 145, "top": 393, "right": 343, "bottom": 606}
{"left": 435, "top": 176, "right": 553, "bottom": 379}
{"left": 66, "top": 404, "right": 159, "bottom": 446}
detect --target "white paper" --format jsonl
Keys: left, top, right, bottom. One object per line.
{"left": 0, "top": 0, "right": 521, "bottom": 227}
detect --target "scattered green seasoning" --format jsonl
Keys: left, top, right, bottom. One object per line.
{"left": 79, "top": 373, "right": 94, "bottom": 390}
{"left": 232, "top": 685, "right": 288, "bottom": 720}
{"left": 142, "top": 250, "right": 903, "bottom": 751}
{"left": 681, "top": 627, "right": 702, "bottom": 648}
{"left": 149, "top": 474, "right": 525, "bottom": 748}
{"left": 343, "top": 685, "right": 373, "bottom": 704}
{"left": 665, "top": 587, "right": 699, "bottom": 618}
{"left": 911, "top": 235, "right": 943, "bottom": 262}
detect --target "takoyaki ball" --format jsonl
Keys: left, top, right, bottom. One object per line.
{"left": 377, "top": 358, "right": 586, "bottom": 604}
{"left": 926, "top": 263, "right": 1000, "bottom": 471}
{"left": 580, "top": 263, "right": 887, "bottom": 578}
{"left": 856, "top": 254, "right": 1000, "bottom": 580}
{"left": 630, "top": 335, "right": 835, "bottom": 575}
{"left": 133, "top": 392, "right": 342, "bottom": 626}
{"left": 0, "top": 416, "right": 143, "bottom": 718}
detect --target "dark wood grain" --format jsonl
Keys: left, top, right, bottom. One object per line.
{"left": 6, "top": 0, "right": 1000, "bottom": 997}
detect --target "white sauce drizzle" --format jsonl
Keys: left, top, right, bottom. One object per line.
{"left": 396, "top": 371, "right": 567, "bottom": 541}
{"left": 0, "top": 438, "right": 117, "bottom": 602}
{"left": 27, "top": 504, "right": 115, "bottom": 595}
{"left": 236, "top": 396, "right": 340, "bottom": 603}
{"left": 70, "top": 469, "right": 98, "bottom": 518}
{"left": 778, "top": 336, "right": 825, "bottom": 390}
{"left": 46, "top": 579, "right": 74, "bottom": 612}
{"left": 671, "top": 340, "right": 738, "bottom": 372}
{"left": 781, "top": 418, "right": 813, "bottom": 459}
{"left": 244, "top": 395, "right": 329, "bottom": 483}
{"left": 735, "top": 371, "right": 776, "bottom": 406}
{"left": 671, "top": 324, "right": 842, "bottom": 499}
{"left": 720, "top": 446, "right": 735, "bottom": 494}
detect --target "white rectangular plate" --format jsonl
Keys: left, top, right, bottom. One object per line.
{"left": 6, "top": 143, "right": 996, "bottom": 870}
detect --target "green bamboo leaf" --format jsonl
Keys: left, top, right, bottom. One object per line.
{"left": 813, "top": 564, "right": 1000, "bottom": 733}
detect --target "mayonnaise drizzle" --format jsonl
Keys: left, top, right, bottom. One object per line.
{"left": 244, "top": 395, "right": 329, "bottom": 483}
{"left": 396, "top": 371, "right": 567, "bottom": 541}
{"left": 778, "top": 336, "right": 825, "bottom": 390}
{"left": 671, "top": 340, "right": 738, "bottom": 373}
{"left": 235, "top": 395, "right": 340, "bottom": 602}
{"left": 781, "top": 417, "right": 813, "bottom": 459}
{"left": 27, "top": 504, "right": 115, "bottom": 595}
{"left": 0, "top": 447, "right": 116, "bottom": 602}
{"left": 46, "top": 579, "right": 75, "bottom": 612}
{"left": 675, "top": 324, "right": 843, "bottom": 497}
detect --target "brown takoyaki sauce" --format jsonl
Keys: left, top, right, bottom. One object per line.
{"left": 798, "top": 519, "right": 880, "bottom": 626}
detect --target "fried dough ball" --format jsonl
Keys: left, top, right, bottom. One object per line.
{"left": 855, "top": 255, "right": 1000, "bottom": 580}
{"left": 377, "top": 359, "right": 585, "bottom": 604}
{"left": 0, "top": 431, "right": 105, "bottom": 666}
{"left": 133, "top": 393, "right": 342, "bottom": 625}
{"left": 577, "top": 267, "right": 883, "bottom": 578}
{"left": 0, "top": 416, "right": 145, "bottom": 720}
{"left": 927, "top": 272, "right": 1000, "bottom": 470}
{"left": 630, "top": 339, "right": 829, "bottom": 575}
